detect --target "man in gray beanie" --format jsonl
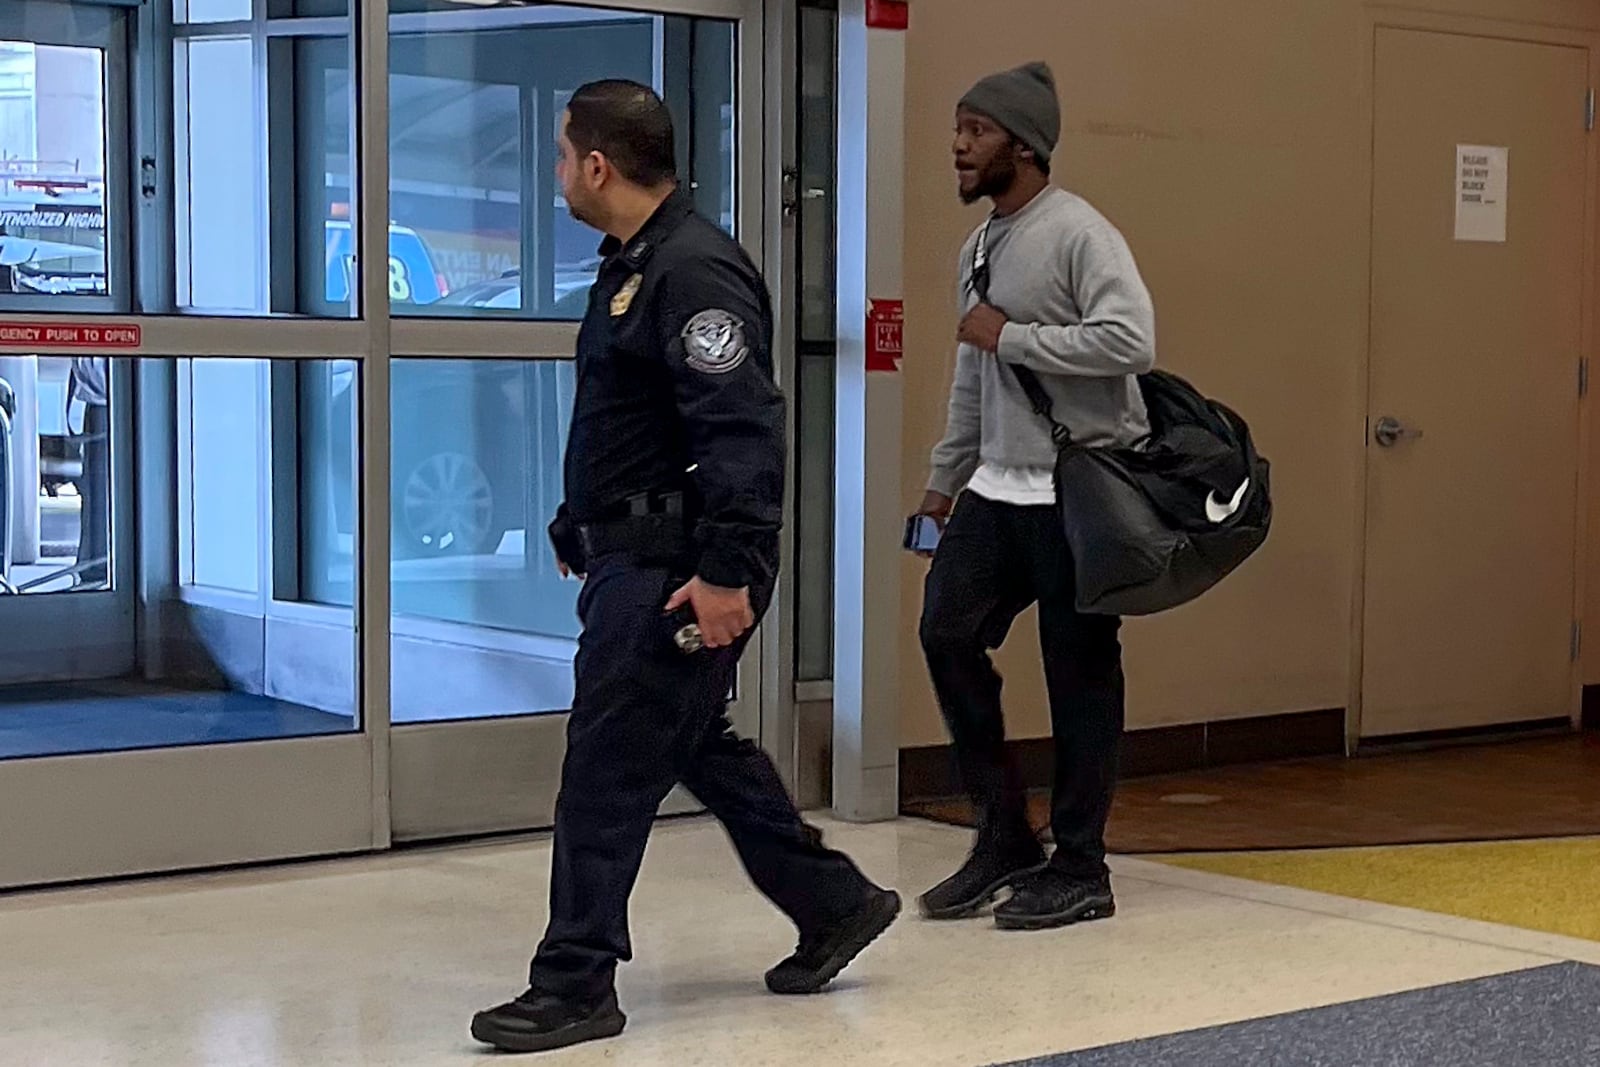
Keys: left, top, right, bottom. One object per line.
{"left": 914, "top": 62, "right": 1156, "bottom": 932}
{"left": 957, "top": 61, "right": 1061, "bottom": 182}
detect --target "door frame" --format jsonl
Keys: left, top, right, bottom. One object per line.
{"left": 1348, "top": 9, "right": 1600, "bottom": 747}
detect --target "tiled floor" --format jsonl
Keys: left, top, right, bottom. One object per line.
{"left": 3, "top": 817, "right": 1596, "bottom": 1066}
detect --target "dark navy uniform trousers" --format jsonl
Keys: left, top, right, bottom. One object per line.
{"left": 528, "top": 554, "right": 870, "bottom": 1001}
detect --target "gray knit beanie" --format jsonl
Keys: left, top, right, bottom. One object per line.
{"left": 959, "top": 62, "right": 1061, "bottom": 167}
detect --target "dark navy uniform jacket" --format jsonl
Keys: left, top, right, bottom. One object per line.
{"left": 562, "top": 188, "right": 785, "bottom": 591}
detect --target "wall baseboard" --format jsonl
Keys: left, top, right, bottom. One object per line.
{"left": 1357, "top": 717, "right": 1572, "bottom": 752}
{"left": 900, "top": 708, "right": 1346, "bottom": 804}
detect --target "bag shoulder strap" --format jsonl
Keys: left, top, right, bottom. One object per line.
{"left": 1009, "top": 363, "right": 1071, "bottom": 448}
{"left": 973, "top": 215, "right": 1073, "bottom": 450}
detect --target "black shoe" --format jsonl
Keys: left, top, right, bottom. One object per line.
{"left": 470, "top": 988, "right": 627, "bottom": 1054}
{"left": 765, "top": 888, "right": 902, "bottom": 995}
{"left": 994, "top": 867, "right": 1116, "bottom": 932}
{"left": 918, "top": 832, "right": 1047, "bottom": 920}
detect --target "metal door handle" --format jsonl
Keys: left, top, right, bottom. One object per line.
{"left": 1373, "top": 416, "right": 1422, "bottom": 448}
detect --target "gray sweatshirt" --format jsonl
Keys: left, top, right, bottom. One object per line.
{"left": 927, "top": 186, "right": 1156, "bottom": 498}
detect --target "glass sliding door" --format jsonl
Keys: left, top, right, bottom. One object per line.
{"left": 0, "top": 0, "right": 379, "bottom": 889}
{"left": 367, "top": 0, "right": 764, "bottom": 841}
{"left": 0, "top": 0, "right": 779, "bottom": 888}
{"left": 0, "top": 2, "right": 135, "bottom": 683}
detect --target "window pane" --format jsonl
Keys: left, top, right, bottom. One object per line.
{"left": 178, "top": 37, "right": 261, "bottom": 311}
{"left": 0, "top": 41, "right": 108, "bottom": 300}
{"left": 176, "top": 4, "right": 355, "bottom": 314}
{"left": 299, "top": 359, "right": 579, "bottom": 637}
{"left": 170, "top": 357, "right": 359, "bottom": 737}
{"left": 174, "top": 0, "right": 252, "bottom": 24}
{"left": 184, "top": 359, "right": 261, "bottom": 592}
{"left": 0, "top": 355, "right": 111, "bottom": 594}
{"left": 285, "top": 5, "right": 739, "bottom": 320}
{"left": 798, "top": 6, "right": 837, "bottom": 344}
{"left": 298, "top": 357, "right": 576, "bottom": 723}
{"left": 794, "top": 6, "right": 837, "bottom": 682}
{"left": 389, "top": 65, "right": 521, "bottom": 313}
{"left": 0, "top": 357, "right": 360, "bottom": 761}
{"left": 794, "top": 353, "right": 834, "bottom": 682}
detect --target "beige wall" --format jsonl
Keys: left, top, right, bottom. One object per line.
{"left": 898, "top": 0, "right": 1600, "bottom": 748}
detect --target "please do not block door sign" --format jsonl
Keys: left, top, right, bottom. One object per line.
{"left": 1455, "top": 145, "right": 1508, "bottom": 244}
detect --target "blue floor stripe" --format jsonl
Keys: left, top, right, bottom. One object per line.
{"left": 995, "top": 963, "right": 1600, "bottom": 1067}
{"left": 0, "top": 681, "right": 354, "bottom": 760}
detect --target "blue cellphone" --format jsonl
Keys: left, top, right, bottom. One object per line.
{"left": 903, "top": 514, "right": 942, "bottom": 553}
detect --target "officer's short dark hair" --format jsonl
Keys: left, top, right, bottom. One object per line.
{"left": 565, "top": 80, "right": 678, "bottom": 189}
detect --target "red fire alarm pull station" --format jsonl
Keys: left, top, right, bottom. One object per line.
{"left": 866, "top": 299, "right": 903, "bottom": 372}
{"left": 865, "top": 0, "right": 908, "bottom": 31}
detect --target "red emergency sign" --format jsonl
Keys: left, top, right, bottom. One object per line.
{"left": 866, "top": 299, "right": 903, "bottom": 373}
{"left": 0, "top": 322, "right": 141, "bottom": 349}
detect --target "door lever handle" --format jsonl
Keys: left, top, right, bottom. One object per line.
{"left": 1373, "top": 416, "right": 1422, "bottom": 448}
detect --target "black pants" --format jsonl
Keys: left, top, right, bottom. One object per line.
{"left": 919, "top": 493, "right": 1125, "bottom": 881}
{"left": 529, "top": 556, "right": 871, "bottom": 1002}
{"left": 76, "top": 403, "right": 109, "bottom": 586}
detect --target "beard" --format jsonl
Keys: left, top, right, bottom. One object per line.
{"left": 958, "top": 152, "right": 1020, "bottom": 205}
{"left": 564, "top": 188, "right": 596, "bottom": 228}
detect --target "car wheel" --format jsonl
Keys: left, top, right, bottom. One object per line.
{"left": 397, "top": 450, "right": 505, "bottom": 556}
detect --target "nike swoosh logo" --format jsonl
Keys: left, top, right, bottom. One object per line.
{"left": 1205, "top": 479, "right": 1250, "bottom": 523}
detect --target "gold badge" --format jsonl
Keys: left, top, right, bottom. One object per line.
{"left": 611, "top": 274, "right": 643, "bottom": 317}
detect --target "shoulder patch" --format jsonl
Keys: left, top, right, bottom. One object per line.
{"left": 681, "top": 309, "right": 749, "bottom": 375}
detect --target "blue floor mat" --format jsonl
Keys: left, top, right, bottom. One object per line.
{"left": 0, "top": 680, "right": 354, "bottom": 760}
{"left": 995, "top": 963, "right": 1600, "bottom": 1067}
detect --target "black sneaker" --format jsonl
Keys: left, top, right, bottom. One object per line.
{"left": 918, "top": 833, "right": 1047, "bottom": 920}
{"left": 470, "top": 987, "right": 627, "bottom": 1054}
{"left": 765, "top": 888, "right": 902, "bottom": 995}
{"left": 993, "top": 867, "right": 1116, "bottom": 932}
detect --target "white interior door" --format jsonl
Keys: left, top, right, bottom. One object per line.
{"left": 1360, "top": 28, "right": 1589, "bottom": 739}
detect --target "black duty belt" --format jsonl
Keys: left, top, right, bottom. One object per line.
{"left": 593, "top": 489, "right": 687, "bottom": 521}
{"left": 577, "top": 491, "right": 693, "bottom": 563}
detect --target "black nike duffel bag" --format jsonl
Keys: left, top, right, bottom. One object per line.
{"left": 1012, "top": 364, "right": 1272, "bottom": 617}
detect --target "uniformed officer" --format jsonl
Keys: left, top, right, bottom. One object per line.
{"left": 470, "top": 81, "right": 900, "bottom": 1056}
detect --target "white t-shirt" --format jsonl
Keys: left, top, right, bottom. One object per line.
{"left": 965, "top": 463, "right": 1055, "bottom": 507}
